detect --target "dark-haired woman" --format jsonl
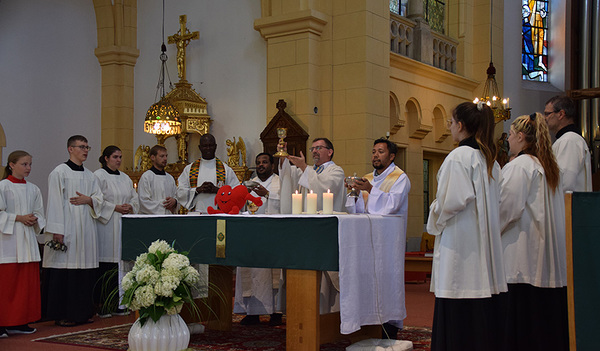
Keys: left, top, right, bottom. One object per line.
{"left": 94, "top": 146, "right": 138, "bottom": 316}
{"left": 0, "top": 151, "right": 45, "bottom": 337}
{"left": 426, "top": 102, "right": 508, "bottom": 351}
{"left": 500, "top": 113, "right": 568, "bottom": 350}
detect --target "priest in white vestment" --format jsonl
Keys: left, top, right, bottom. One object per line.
{"left": 177, "top": 134, "right": 239, "bottom": 213}
{"left": 279, "top": 137, "right": 345, "bottom": 314}
{"left": 42, "top": 135, "right": 104, "bottom": 327}
{"left": 138, "top": 145, "right": 178, "bottom": 215}
{"left": 344, "top": 138, "right": 411, "bottom": 338}
{"left": 544, "top": 95, "right": 592, "bottom": 192}
{"left": 234, "top": 152, "right": 284, "bottom": 326}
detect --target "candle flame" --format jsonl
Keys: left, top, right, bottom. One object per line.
{"left": 295, "top": 190, "right": 299, "bottom": 194}
{"left": 310, "top": 190, "right": 314, "bottom": 194}
{"left": 327, "top": 189, "right": 331, "bottom": 193}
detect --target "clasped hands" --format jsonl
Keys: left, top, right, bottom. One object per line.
{"left": 16, "top": 213, "right": 38, "bottom": 227}
{"left": 195, "top": 181, "right": 219, "bottom": 194}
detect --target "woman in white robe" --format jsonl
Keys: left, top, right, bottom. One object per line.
{"left": 500, "top": 113, "right": 568, "bottom": 351}
{"left": 426, "top": 102, "right": 507, "bottom": 351}
{"left": 0, "top": 151, "right": 45, "bottom": 336}
{"left": 94, "top": 146, "right": 139, "bottom": 316}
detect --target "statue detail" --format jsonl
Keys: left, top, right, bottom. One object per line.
{"left": 226, "top": 136, "right": 247, "bottom": 168}
{"left": 134, "top": 145, "right": 152, "bottom": 171}
{"left": 167, "top": 15, "right": 199, "bottom": 81}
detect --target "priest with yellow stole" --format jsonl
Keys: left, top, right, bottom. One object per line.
{"left": 177, "top": 134, "right": 239, "bottom": 213}
{"left": 345, "top": 137, "right": 411, "bottom": 339}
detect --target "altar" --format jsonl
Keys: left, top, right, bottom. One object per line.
{"left": 122, "top": 214, "right": 407, "bottom": 350}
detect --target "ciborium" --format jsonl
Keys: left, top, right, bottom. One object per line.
{"left": 346, "top": 173, "right": 360, "bottom": 198}
{"left": 246, "top": 200, "right": 259, "bottom": 215}
{"left": 273, "top": 128, "right": 289, "bottom": 157}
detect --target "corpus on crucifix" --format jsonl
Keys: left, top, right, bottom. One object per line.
{"left": 168, "top": 15, "right": 199, "bottom": 81}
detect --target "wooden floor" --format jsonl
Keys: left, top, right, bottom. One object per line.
{"left": 0, "top": 281, "right": 434, "bottom": 350}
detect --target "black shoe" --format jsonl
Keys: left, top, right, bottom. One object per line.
{"left": 269, "top": 313, "right": 283, "bottom": 326}
{"left": 240, "top": 315, "right": 260, "bottom": 325}
{"left": 0, "top": 327, "right": 8, "bottom": 338}
{"left": 112, "top": 308, "right": 130, "bottom": 316}
{"left": 6, "top": 324, "right": 36, "bottom": 335}
{"left": 381, "top": 322, "right": 398, "bottom": 339}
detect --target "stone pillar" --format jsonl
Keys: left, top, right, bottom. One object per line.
{"left": 93, "top": 0, "right": 139, "bottom": 168}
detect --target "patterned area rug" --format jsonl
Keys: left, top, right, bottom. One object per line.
{"left": 34, "top": 315, "right": 431, "bottom": 350}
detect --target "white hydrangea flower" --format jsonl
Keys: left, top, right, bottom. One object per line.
{"left": 183, "top": 266, "right": 201, "bottom": 285}
{"left": 133, "top": 253, "right": 149, "bottom": 268}
{"left": 133, "top": 285, "right": 156, "bottom": 308}
{"left": 162, "top": 253, "right": 190, "bottom": 270}
{"left": 135, "top": 265, "right": 160, "bottom": 284}
{"left": 165, "top": 304, "right": 183, "bottom": 315}
{"left": 148, "top": 240, "right": 175, "bottom": 255}
{"left": 122, "top": 271, "right": 136, "bottom": 291}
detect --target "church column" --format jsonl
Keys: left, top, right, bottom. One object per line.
{"left": 255, "top": 1, "right": 391, "bottom": 176}
{"left": 93, "top": 0, "right": 139, "bottom": 168}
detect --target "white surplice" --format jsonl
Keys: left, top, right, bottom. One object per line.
{"left": 500, "top": 154, "right": 567, "bottom": 288}
{"left": 94, "top": 169, "right": 139, "bottom": 263}
{"left": 138, "top": 169, "right": 177, "bottom": 215}
{"left": 176, "top": 158, "right": 239, "bottom": 213}
{"left": 43, "top": 164, "right": 103, "bottom": 269}
{"left": 553, "top": 131, "right": 592, "bottom": 192}
{"left": 0, "top": 179, "right": 46, "bottom": 263}
{"left": 345, "top": 163, "right": 411, "bottom": 215}
{"left": 427, "top": 146, "right": 507, "bottom": 299}
{"left": 279, "top": 159, "right": 345, "bottom": 213}
{"left": 234, "top": 173, "right": 284, "bottom": 315}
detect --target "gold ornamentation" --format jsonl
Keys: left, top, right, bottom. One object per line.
{"left": 226, "top": 137, "right": 247, "bottom": 168}
{"left": 273, "top": 128, "right": 289, "bottom": 157}
{"left": 134, "top": 145, "right": 152, "bottom": 172}
{"left": 216, "top": 219, "right": 226, "bottom": 258}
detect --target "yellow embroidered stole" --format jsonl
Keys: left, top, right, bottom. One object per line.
{"left": 361, "top": 166, "right": 404, "bottom": 204}
{"left": 189, "top": 158, "right": 226, "bottom": 187}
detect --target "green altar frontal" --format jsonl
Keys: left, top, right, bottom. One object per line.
{"left": 122, "top": 215, "right": 340, "bottom": 271}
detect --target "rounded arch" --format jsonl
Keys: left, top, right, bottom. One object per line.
{"left": 389, "top": 92, "right": 404, "bottom": 134}
{"left": 406, "top": 98, "right": 432, "bottom": 139}
{"left": 433, "top": 104, "right": 450, "bottom": 143}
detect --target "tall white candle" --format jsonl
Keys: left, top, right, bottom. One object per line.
{"left": 306, "top": 190, "right": 317, "bottom": 214}
{"left": 322, "top": 189, "right": 333, "bottom": 214}
{"left": 292, "top": 190, "right": 303, "bottom": 214}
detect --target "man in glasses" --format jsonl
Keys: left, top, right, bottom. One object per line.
{"left": 279, "top": 137, "right": 345, "bottom": 213}
{"left": 544, "top": 95, "right": 592, "bottom": 192}
{"left": 42, "top": 135, "right": 104, "bottom": 327}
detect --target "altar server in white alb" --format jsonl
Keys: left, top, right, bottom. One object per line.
{"left": 544, "top": 95, "right": 592, "bottom": 192}
{"left": 42, "top": 135, "right": 103, "bottom": 327}
{"left": 138, "top": 145, "right": 178, "bottom": 215}
{"left": 279, "top": 137, "right": 345, "bottom": 213}
{"left": 234, "top": 152, "right": 284, "bottom": 326}
{"left": 426, "top": 102, "right": 507, "bottom": 351}
{"left": 500, "top": 113, "right": 568, "bottom": 351}
{"left": 344, "top": 138, "right": 411, "bottom": 339}
{"left": 94, "top": 145, "right": 139, "bottom": 317}
{"left": 177, "top": 134, "right": 239, "bottom": 213}
{"left": 0, "top": 151, "right": 45, "bottom": 337}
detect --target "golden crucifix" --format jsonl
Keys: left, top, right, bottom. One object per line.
{"left": 168, "top": 15, "right": 199, "bottom": 81}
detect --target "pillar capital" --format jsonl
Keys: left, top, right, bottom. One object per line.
{"left": 254, "top": 9, "right": 330, "bottom": 39}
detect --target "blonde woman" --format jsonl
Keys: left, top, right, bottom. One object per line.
{"left": 427, "top": 102, "right": 507, "bottom": 351}
{"left": 0, "top": 151, "right": 45, "bottom": 337}
{"left": 500, "top": 113, "right": 567, "bottom": 350}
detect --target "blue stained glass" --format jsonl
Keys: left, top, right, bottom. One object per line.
{"left": 522, "top": 0, "right": 549, "bottom": 82}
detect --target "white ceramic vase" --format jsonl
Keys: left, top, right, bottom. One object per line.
{"left": 128, "top": 313, "right": 190, "bottom": 351}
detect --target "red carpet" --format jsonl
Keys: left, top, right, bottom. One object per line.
{"left": 34, "top": 315, "right": 431, "bottom": 350}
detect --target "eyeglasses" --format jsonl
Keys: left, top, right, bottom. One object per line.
{"left": 73, "top": 145, "right": 92, "bottom": 151}
{"left": 309, "top": 146, "right": 330, "bottom": 152}
{"left": 543, "top": 110, "right": 559, "bottom": 117}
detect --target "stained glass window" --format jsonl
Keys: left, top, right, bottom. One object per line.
{"left": 390, "top": 0, "right": 408, "bottom": 17}
{"left": 522, "top": 0, "right": 549, "bottom": 82}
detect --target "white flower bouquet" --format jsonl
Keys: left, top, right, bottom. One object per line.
{"left": 121, "top": 240, "right": 201, "bottom": 326}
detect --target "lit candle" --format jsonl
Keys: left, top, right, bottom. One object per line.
{"left": 506, "top": 98, "right": 510, "bottom": 109}
{"left": 134, "top": 182, "right": 138, "bottom": 191}
{"left": 292, "top": 190, "right": 302, "bottom": 214}
{"left": 306, "top": 190, "right": 317, "bottom": 214}
{"left": 322, "top": 189, "right": 334, "bottom": 214}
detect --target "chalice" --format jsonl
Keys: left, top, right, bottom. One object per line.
{"left": 247, "top": 200, "right": 259, "bottom": 215}
{"left": 346, "top": 173, "right": 360, "bottom": 198}
{"left": 273, "top": 127, "right": 289, "bottom": 157}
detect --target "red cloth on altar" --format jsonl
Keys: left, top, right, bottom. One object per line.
{"left": 0, "top": 262, "right": 41, "bottom": 326}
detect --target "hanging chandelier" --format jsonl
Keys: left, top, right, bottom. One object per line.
{"left": 144, "top": 0, "right": 181, "bottom": 137}
{"left": 474, "top": 0, "right": 511, "bottom": 123}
